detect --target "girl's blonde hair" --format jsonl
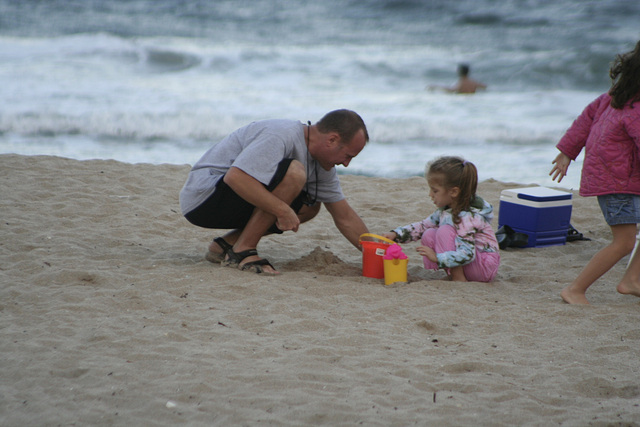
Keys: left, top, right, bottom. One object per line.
{"left": 426, "top": 156, "right": 478, "bottom": 223}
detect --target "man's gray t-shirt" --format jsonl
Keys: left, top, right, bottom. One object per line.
{"left": 179, "top": 119, "right": 345, "bottom": 215}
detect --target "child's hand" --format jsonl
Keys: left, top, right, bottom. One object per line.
{"left": 550, "top": 152, "right": 571, "bottom": 183}
{"left": 417, "top": 245, "right": 438, "bottom": 263}
{"left": 382, "top": 232, "right": 397, "bottom": 241}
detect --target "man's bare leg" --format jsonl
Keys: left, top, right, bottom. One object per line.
{"left": 297, "top": 203, "right": 321, "bottom": 223}
{"left": 206, "top": 229, "right": 241, "bottom": 262}
{"left": 208, "top": 204, "right": 321, "bottom": 265}
{"left": 228, "top": 161, "right": 308, "bottom": 274}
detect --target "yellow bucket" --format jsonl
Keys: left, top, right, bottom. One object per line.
{"left": 383, "top": 258, "right": 408, "bottom": 285}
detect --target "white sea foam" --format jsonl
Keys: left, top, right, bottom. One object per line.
{"left": 1, "top": 0, "right": 636, "bottom": 189}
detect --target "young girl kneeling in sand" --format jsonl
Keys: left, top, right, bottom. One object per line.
{"left": 383, "top": 156, "right": 500, "bottom": 282}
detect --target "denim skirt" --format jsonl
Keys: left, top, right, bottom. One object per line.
{"left": 597, "top": 194, "right": 640, "bottom": 226}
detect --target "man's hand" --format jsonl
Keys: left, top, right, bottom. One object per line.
{"left": 275, "top": 207, "right": 300, "bottom": 232}
{"left": 224, "top": 166, "right": 298, "bottom": 231}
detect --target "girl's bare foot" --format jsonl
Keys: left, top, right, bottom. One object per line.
{"left": 617, "top": 280, "right": 640, "bottom": 298}
{"left": 560, "top": 286, "right": 590, "bottom": 305}
{"left": 449, "top": 266, "right": 467, "bottom": 282}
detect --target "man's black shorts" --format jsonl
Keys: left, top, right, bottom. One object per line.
{"left": 184, "top": 158, "right": 308, "bottom": 231}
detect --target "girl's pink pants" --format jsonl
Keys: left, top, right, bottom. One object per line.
{"left": 421, "top": 225, "right": 499, "bottom": 282}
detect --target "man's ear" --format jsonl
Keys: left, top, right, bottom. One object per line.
{"left": 326, "top": 132, "right": 341, "bottom": 147}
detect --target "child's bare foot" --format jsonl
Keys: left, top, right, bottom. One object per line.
{"left": 616, "top": 279, "right": 640, "bottom": 298}
{"left": 560, "top": 286, "right": 590, "bottom": 305}
{"left": 449, "top": 267, "right": 467, "bottom": 282}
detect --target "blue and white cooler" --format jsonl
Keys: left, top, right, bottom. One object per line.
{"left": 498, "top": 187, "right": 573, "bottom": 248}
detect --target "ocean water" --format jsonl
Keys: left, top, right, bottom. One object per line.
{"left": 1, "top": 0, "right": 639, "bottom": 189}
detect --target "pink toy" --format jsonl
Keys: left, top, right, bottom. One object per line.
{"left": 383, "top": 244, "right": 408, "bottom": 260}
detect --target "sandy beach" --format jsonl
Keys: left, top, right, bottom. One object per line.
{"left": 1, "top": 153, "right": 639, "bottom": 426}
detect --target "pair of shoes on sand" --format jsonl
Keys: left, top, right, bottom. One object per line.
{"left": 496, "top": 223, "right": 591, "bottom": 250}
{"left": 206, "top": 237, "right": 277, "bottom": 275}
{"left": 566, "top": 224, "right": 591, "bottom": 242}
{"left": 496, "top": 225, "right": 529, "bottom": 249}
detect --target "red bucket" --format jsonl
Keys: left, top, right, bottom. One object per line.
{"left": 359, "top": 233, "right": 396, "bottom": 279}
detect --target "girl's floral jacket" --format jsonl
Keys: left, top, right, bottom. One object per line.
{"left": 392, "top": 196, "right": 500, "bottom": 268}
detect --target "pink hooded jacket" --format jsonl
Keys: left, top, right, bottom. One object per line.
{"left": 557, "top": 93, "right": 640, "bottom": 197}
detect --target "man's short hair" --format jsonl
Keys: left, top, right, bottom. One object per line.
{"left": 316, "top": 109, "right": 369, "bottom": 144}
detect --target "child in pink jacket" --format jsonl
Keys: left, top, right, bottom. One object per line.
{"left": 550, "top": 40, "right": 640, "bottom": 304}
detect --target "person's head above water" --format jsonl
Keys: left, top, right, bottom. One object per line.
{"left": 457, "top": 64, "right": 470, "bottom": 77}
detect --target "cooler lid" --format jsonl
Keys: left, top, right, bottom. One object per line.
{"left": 502, "top": 186, "right": 572, "bottom": 202}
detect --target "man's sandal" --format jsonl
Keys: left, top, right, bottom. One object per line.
{"left": 223, "top": 247, "right": 278, "bottom": 275}
{"left": 205, "top": 237, "right": 233, "bottom": 263}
